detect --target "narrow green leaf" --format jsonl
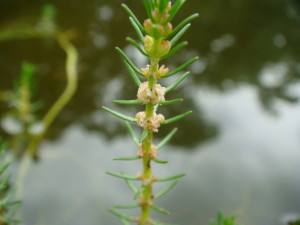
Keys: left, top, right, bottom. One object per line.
{"left": 164, "top": 57, "right": 198, "bottom": 77}
{"left": 161, "top": 41, "right": 187, "bottom": 59}
{"left": 124, "top": 61, "right": 142, "bottom": 86}
{"left": 0, "top": 175, "right": 11, "bottom": 191}
{"left": 129, "top": 17, "right": 145, "bottom": 44}
{"left": 142, "top": 0, "right": 153, "bottom": 21}
{"left": 155, "top": 173, "right": 185, "bottom": 182}
{"left": 106, "top": 171, "right": 139, "bottom": 180}
{"left": 121, "top": 4, "right": 146, "bottom": 33}
{"left": 113, "top": 99, "right": 142, "bottom": 105}
{"left": 166, "top": 72, "right": 190, "bottom": 93}
{"left": 157, "top": 128, "right": 178, "bottom": 149}
{"left": 1, "top": 188, "right": 16, "bottom": 206}
{"left": 126, "top": 122, "right": 139, "bottom": 146}
{"left": 2, "top": 200, "right": 21, "bottom": 207}
{"left": 0, "top": 162, "right": 9, "bottom": 175}
{"left": 170, "top": 23, "right": 191, "bottom": 47}
{"left": 151, "top": 205, "right": 170, "bottom": 215}
{"left": 154, "top": 180, "right": 179, "bottom": 199}
{"left": 152, "top": 158, "right": 168, "bottom": 164}
{"left": 134, "top": 185, "right": 146, "bottom": 199}
{"left": 120, "top": 218, "right": 131, "bottom": 225}
{"left": 168, "top": 13, "right": 199, "bottom": 38}
{"left": 116, "top": 47, "right": 143, "bottom": 76}
{"left": 126, "top": 37, "right": 148, "bottom": 56}
{"left": 166, "top": 0, "right": 186, "bottom": 23}
{"left": 124, "top": 177, "right": 138, "bottom": 194}
{"left": 159, "top": 99, "right": 183, "bottom": 105}
{"left": 102, "top": 106, "right": 136, "bottom": 122}
{"left": 114, "top": 156, "right": 141, "bottom": 161}
{"left": 108, "top": 209, "right": 136, "bottom": 222}
{"left": 114, "top": 203, "right": 139, "bottom": 209}
{"left": 139, "top": 129, "right": 149, "bottom": 143}
{"left": 162, "top": 111, "right": 192, "bottom": 125}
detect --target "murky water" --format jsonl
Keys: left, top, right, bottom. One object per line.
{"left": 1, "top": 0, "right": 300, "bottom": 225}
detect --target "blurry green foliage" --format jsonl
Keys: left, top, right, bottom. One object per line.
{"left": 210, "top": 212, "right": 241, "bottom": 225}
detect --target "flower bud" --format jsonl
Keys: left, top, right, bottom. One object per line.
{"left": 157, "top": 40, "right": 171, "bottom": 58}
{"left": 144, "top": 19, "right": 153, "bottom": 35}
{"left": 141, "top": 64, "right": 151, "bottom": 78}
{"left": 156, "top": 65, "right": 169, "bottom": 79}
{"left": 137, "top": 82, "right": 152, "bottom": 104}
{"left": 144, "top": 35, "right": 154, "bottom": 54}
{"left": 135, "top": 111, "right": 165, "bottom": 132}
{"left": 163, "top": 22, "right": 172, "bottom": 37}
{"left": 151, "top": 83, "right": 166, "bottom": 105}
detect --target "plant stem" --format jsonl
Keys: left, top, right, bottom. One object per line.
{"left": 140, "top": 37, "right": 161, "bottom": 224}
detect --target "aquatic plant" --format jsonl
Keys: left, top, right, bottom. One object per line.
{"left": 0, "top": 4, "right": 78, "bottom": 159}
{"left": 103, "top": 0, "right": 198, "bottom": 224}
{"left": 0, "top": 139, "right": 22, "bottom": 224}
{"left": 210, "top": 212, "right": 241, "bottom": 225}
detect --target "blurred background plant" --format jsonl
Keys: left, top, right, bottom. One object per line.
{"left": 0, "top": 139, "right": 22, "bottom": 224}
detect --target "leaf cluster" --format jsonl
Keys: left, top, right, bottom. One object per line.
{"left": 210, "top": 212, "right": 241, "bottom": 225}
{"left": 0, "top": 140, "right": 22, "bottom": 225}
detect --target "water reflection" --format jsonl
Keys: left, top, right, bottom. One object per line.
{"left": 1, "top": 0, "right": 300, "bottom": 225}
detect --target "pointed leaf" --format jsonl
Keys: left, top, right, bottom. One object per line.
{"left": 116, "top": 47, "right": 143, "bottom": 76}
{"left": 166, "top": 72, "right": 190, "bottom": 93}
{"left": 154, "top": 180, "right": 179, "bottom": 199}
{"left": 106, "top": 171, "right": 139, "bottom": 180}
{"left": 142, "top": 0, "right": 154, "bottom": 21}
{"left": 151, "top": 205, "right": 170, "bottom": 215}
{"left": 168, "top": 13, "right": 199, "bottom": 38}
{"left": 124, "top": 61, "right": 141, "bottom": 86}
{"left": 120, "top": 218, "right": 131, "bottom": 225}
{"left": 165, "top": 0, "right": 186, "bottom": 23}
{"left": 139, "top": 129, "right": 149, "bottom": 143}
{"left": 0, "top": 174, "right": 11, "bottom": 191}
{"left": 126, "top": 37, "right": 148, "bottom": 56}
{"left": 121, "top": 4, "right": 146, "bottom": 33}
{"left": 1, "top": 188, "right": 16, "bottom": 206}
{"left": 152, "top": 158, "right": 168, "bottom": 164}
{"left": 155, "top": 173, "right": 185, "bottom": 182}
{"left": 124, "top": 178, "right": 138, "bottom": 194}
{"left": 170, "top": 23, "right": 190, "bottom": 47}
{"left": 129, "top": 17, "right": 145, "bottom": 44}
{"left": 162, "top": 111, "right": 192, "bottom": 125}
{"left": 114, "top": 156, "right": 141, "bottom": 161}
{"left": 108, "top": 209, "right": 136, "bottom": 222}
{"left": 0, "top": 162, "right": 9, "bottom": 175}
{"left": 102, "top": 106, "right": 136, "bottom": 122}
{"left": 161, "top": 41, "right": 187, "bottom": 59}
{"left": 114, "top": 203, "right": 139, "bottom": 209}
{"left": 126, "top": 122, "right": 139, "bottom": 146}
{"left": 159, "top": 99, "right": 183, "bottom": 105}
{"left": 113, "top": 99, "right": 142, "bottom": 105}
{"left": 157, "top": 128, "right": 178, "bottom": 149}
{"left": 164, "top": 57, "right": 198, "bottom": 77}
{"left": 134, "top": 185, "right": 146, "bottom": 199}
{"left": 3, "top": 200, "right": 22, "bottom": 207}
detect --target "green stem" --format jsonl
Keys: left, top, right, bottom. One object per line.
{"left": 140, "top": 36, "right": 161, "bottom": 225}
{"left": 26, "top": 32, "right": 78, "bottom": 157}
